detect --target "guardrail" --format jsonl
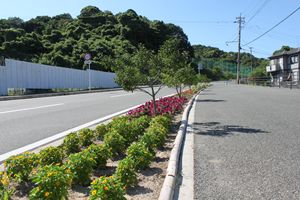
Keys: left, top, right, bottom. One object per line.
{"left": 243, "top": 77, "right": 300, "bottom": 89}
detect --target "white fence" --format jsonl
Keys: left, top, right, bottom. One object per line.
{"left": 0, "top": 59, "right": 119, "bottom": 96}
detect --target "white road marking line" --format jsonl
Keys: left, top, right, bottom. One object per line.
{"left": 110, "top": 93, "right": 134, "bottom": 98}
{"left": 0, "top": 103, "right": 64, "bottom": 114}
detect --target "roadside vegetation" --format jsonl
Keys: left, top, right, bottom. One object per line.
{"left": 0, "top": 83, "right": 208, "bottom": 200}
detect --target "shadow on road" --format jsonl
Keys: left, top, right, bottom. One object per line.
{"left": 196, "top": 99, "right": 226, "bottom": 103}
{"left": 193, "top": 122, "right": 268, "bottom": 137}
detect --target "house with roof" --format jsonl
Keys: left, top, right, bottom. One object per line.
{"left": 266, "top": 48, "right": 300, "bottom": 86}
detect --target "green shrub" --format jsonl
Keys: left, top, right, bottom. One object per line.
{"left": 109, "top": 117, "right": 135, "bottom": 146}
{"left": 191, "top": 82, "right": 209, "bottom": 93}
{"left": 150, "top": 115, "right": 172, "bottom": 130}
{"left": 89, "top": 176, "right": 126, "bottom": 200}
{"left": 63, "top": 132, "right": 81, "bottom": 155}
{"left": 115, "top": 157, "right": 138, "bottom": 188}
{"left": 0, "top": 171, "right": 13, "bottom": 200}
{"left": 126, "top": 142, "right": 154, "bottom": 170}
{"left": 130, "top": 115, "right": 151, "bottom": 140}
{"left": 146, "top": 124, "right": 168, "bottom": 148}
{"left": 29, "top": 165, "right": 73, "bottom": 200}
{"left": 84, "top": 144, "right": 112, "bottom": 169}
{"left": 39, "top": 146, "right": 65, "bottom": 166}
{"left": 78, "top": 128, "right": 94, "bottom": 147}
{"left": 103, "top": 131, "right": 126, "bottom": 156}
{"left": 110, "top": 116, "right": 130, "bottom": 127}
{"left": 95, "top": 124, "right": 108, "bottom": 140}
{"left": 140, "top": 132, "right": 159, "bottom": 153}
{"left": 65, "top": 151, "right": 96, "bottom": 185}
{"left": 5, "top": 152, "right": 38, "bottom": 182}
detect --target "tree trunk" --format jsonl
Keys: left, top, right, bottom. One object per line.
{"left": 175, "top": 86, "right": 180, "bottom": 97}
{"left": 150, "top": 86, "right": 157, "bottom": 115}
{"left": 179, "top": 86, "right": 182, "bottom": 97}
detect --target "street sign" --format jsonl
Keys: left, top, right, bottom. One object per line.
{"left": 83, "top": 54, "right": 92, "bottom": 91}
{"left": 84, "top": 60, "right": 92, "bottom": 65}
{"left": 197, "top": 63, "right": 203, "bottom": 70}
{"left": 84, "top": 53, "right": 91, "bottom": 61}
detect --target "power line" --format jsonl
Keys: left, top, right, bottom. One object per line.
{"left": 242, "top": 6, "right": 300, "bottom": 47}
{"left": 242, "top": 46, "right": 272, "bottom": 56}
{"left": 164, "top": 20, "right": 233, "bottom": 24}
{"left": 245, "top": 0, "right": 271, "bottom": 25}
{"left": 242, "top": 0, "right": 262, "bottom": 17}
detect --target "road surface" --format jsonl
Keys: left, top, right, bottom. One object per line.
{"left": 0, "top": 87, "right": 177, "bottom": 155}
{"left": 194, "top": 82, "right": 300, "bottom": 199}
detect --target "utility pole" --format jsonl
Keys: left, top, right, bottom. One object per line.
{"left": 235, "top": 14, "right": 245, "bottom": 84}
{"left": 249, "top": 47, "right": 253, "bottom": 73}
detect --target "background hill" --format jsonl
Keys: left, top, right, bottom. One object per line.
{"left": 0, "top": 6, "right": 192, "bottom": 72}
{"left": 193, "top": 44, "right": 269, "bottom": 80}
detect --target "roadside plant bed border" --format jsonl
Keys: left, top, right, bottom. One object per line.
{"left": 0, "top": 84, "right": 209, "bottom": 200}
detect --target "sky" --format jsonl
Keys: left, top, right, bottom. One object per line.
{"left": 1, "top": 0, "right": 300, "bottom": 58}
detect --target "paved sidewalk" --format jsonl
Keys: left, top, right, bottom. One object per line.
{"left": 193, "top": 82, "right": 300, "bottom": 199}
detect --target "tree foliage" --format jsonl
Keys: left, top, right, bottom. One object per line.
{"left": 0, "top": 6, "right": 192, "bottom": 72}
{"left": 159, "top": 38, "right": 196, "bottom": 96}
{"left": 193, "top": 44, "right": 268, "bottom": 80}
{"left": 272, "top": 45, "right": 291, "bottom": 56}
{"left": 114, "top": 44, "right": 164, "bottom": 114}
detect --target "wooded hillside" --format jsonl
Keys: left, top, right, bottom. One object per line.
{"left": 0, "top": 6, "right": 192, "bottom": 72}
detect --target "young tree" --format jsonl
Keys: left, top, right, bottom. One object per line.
{"left": 114, "top": 44, "right": 164, "bottom": 115}
{"left": 159, "top": 38, "right": 194, "bottom": 96}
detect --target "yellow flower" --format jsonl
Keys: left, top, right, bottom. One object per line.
{"left": 66, "top": 169, "right": 71, "bottom": 174}
{"left": 104, "top": 186, "right": 109, "bottom": 191}
{"left": 91, "top": 180, "right": 97, "bottom": 185}
{"left": 47, "top": 172, "right": 53, "bottom": 177}
{"left": 102, "top": 179, "right": 107, "bottom": 184}
{"left": 109, "top": 176, "right": 113, "bottom": 179}
{"left": 44, "top": 192, "right": 50, "bottom": 197}
{"left": 91, "top": 190, "right": 97, "bottom": 196}
{"left": 1, "top": 173, "right": 9, "bottom": 187}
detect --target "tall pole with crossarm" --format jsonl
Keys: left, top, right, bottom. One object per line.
{"left": 235, "top": 15, "right": 245, "bottom": 84}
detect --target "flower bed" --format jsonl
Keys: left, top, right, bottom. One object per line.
{"left": 0, "top": 86, "right": 207, "bottom": 199}
{"left": 1, "top": 111, "right": 173, "bottom": 200}
{"left": 127, "top": 96, "right": 187, "bottom": 117}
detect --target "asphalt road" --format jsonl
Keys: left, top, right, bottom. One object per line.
{"left": 0, "top": 87, "right": 177, "bottom": 155}
{"left": 194, "top": 82, "right": 300, "bottom": 199}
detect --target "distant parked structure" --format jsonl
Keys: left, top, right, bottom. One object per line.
{"left": 266, "top": 48, "right": 300, "bottom": 86}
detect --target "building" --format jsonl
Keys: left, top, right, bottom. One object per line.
{"left": 266, "top": 48, "right": 300, "bottom": 86}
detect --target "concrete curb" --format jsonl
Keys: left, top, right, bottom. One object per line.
{"left": 0, "top": 85, "right": 162, "bottom": 101}
{"left": 0, "top": 88, "right": 123, "bottom": 101}
{"left": 175, "top": 93, "right": 198, "bottom": 200}
{"left": 158, "top": 92, "right": 199, "bottom": 200}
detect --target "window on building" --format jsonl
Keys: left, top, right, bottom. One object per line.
{"left": 289, "top": 55, "right": 298, "bottom": 64}
{"left": 273, "top": 58, "right": 279, "bottom": 65}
